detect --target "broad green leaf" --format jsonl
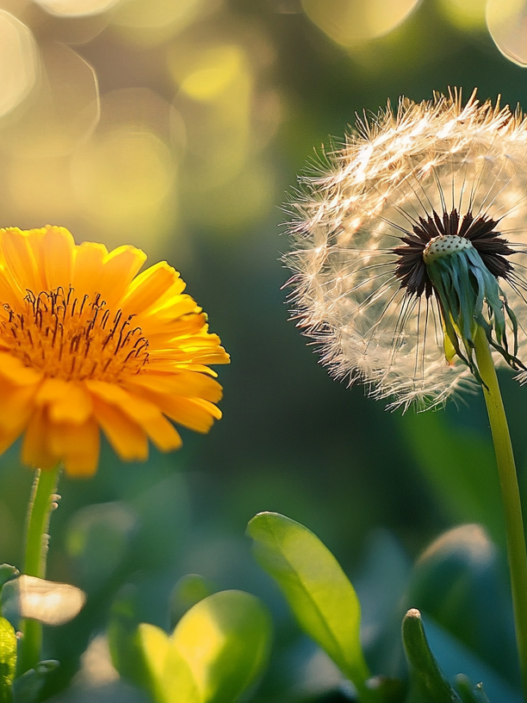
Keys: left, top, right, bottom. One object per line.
{"left": 247, "top": 512, "right": 371, "bottom": 695}
{"left": 108, "top": 593, "right": 166, "bottom": 703}
{"left": 0, "top": 617, "right": 16, "bottom": 703}
{"left": 137, "top": 623, "right": 200, "bottom": 703}
{"left": 402, "top": 609, "right": 456, "bottom": 703}
{"left": 172, "top": 590, "right": 272, "bottom": 703}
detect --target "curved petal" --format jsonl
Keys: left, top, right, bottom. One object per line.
{"left": 99, "top": 246, "right": 147, "bottom": 309}
{"left": 121, "top": 262, "right": 185, "bottom": 316}
{"left": 36, "top": 379, "right": 93, "bottom": 424}
{"left": 72, "top": 241, "right": 107, "bottom": 298}
{"left": 42, "top": 226, "right": 75, "bottom": 291}
{"left": 92, "top": 397, "right": 148, "bottom": 461}
{"left": 21, "top": 408, "right": 59, "bottom": 470}
{"left": 47, "top": 418, "right": 100, "bottom": 477}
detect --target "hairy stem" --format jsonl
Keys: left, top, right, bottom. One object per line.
{"left": 17, "top": 466, "right": 60, "bottom": 676}
{"left": 474, "top": 326, "right": 527, "bottom": 698}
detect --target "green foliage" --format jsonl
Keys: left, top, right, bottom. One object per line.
{"left": 0, "top": 618, "right": 16, "bottom": 703}
{"left": 402, "top": 608, "right": 457, "bottom": 703}
{"left": 398, "top": 413, "right": 503, "bottom": 542}
{"left": 110, "top": 589, "right": 272, "bottom": 703}
{"left": 12, "top": 661, "right": 59, "bottom": 703}
{"left": 247, "top": 511, "right": 375, "bottom": 700}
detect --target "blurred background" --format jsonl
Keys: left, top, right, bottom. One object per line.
{"left": 0, "top": 0, "right": 527, "bottom": 700}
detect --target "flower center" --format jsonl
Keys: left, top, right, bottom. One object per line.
{"left": 422, "top": 234, "right": 473, "bottom": 265}
{"left": 0, "top": 287, "right": 149, "bottom": 382}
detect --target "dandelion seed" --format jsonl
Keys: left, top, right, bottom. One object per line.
{"left": 0, "top": 226, "right": 229, "bottom": 476}
{"left": 285, "top": 89, "right": 527, "bottom": 409}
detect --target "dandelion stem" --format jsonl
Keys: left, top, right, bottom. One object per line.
{"left": 17, "top": 465, "right": 61, "bottom": 677}
{"left": 473, "top": 326, "right": 527, "bottom": 698}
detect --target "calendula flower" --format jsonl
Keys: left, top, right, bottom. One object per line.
{"left": 285, "top": 90, "right": 527, "bottom": 409}
{"left": 0, "top": 226, "right": 229, "bottom": 476}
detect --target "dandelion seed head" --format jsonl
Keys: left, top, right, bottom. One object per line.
{"left": 285, "top": 89, "right": 527, "bottom": 409}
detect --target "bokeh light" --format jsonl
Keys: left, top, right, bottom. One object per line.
{"left": 0, "top": 10, "right": 38, "bottom": 118}
{"left": 438, "top": 0, "right": 487, "bottom": 29}
{"left": 33, "top": 0, "right": 122, "bottom": 18}
{"left": 486, "top": 0, "right": 527, "bottom": 66}
{"left": 301, "top": 0, "right": 422, "bottom": 46}
{"left": 71, "top": 88, "right": 178, "bottom": 247}
{"left": 112, "top": 0, "right": 218, "bottom": 46}
{"left": 0, "top": 42, "right": 99, "bottom": 157}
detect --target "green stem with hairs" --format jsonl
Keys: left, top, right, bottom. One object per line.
{"left": 16, "top": 465, "right": 60, "bottom": 677}
{"left": 473, "top": 325, "right": 527, "bottom": 699}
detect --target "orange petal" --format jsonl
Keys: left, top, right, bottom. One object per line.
{"left": 92, "top": 397, "right": 148, "bottom": 461}
{"left": 21, "top": 408, "right": 59, "bottom": 470}
{"left": 0, "top": 382, "right": 38, "bottom": 432}
{"left": 155, "top": 396, "right": 221, "bottom": 433}
{"left": 0, "top": 353, "right": 43, "bottom": 386}
{"left": 0, "top": 425, "right": 24, "bottom": 455}
{"left": 0, "top": 228, "right": 43, "bottom": 294}
{"left": 47, "top": 418, "right": 100, "bottom": 477}
{"left": 42, "top": 226, "right": 75, "bottom": 291}
{"left": 125, "top": 372, "right": 223, "bottom": 403}
{"left": 36, "top": 379, "right": 93, "bottom": 424}
{"left": 142, "top": 414, "right": 182, "bottom": 452}
{"left": 72, "top": 241, "right": 107, "bottom": 298}
{"left": 86, "top": 380, "right": 160, "bottom": 422}
{"left": 99, "top": 246, "right": 147, "bottom": 309}
{"left": 121, "top": 262, "right": 184, "bottom": 316}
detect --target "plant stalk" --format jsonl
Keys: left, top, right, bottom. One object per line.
{"left": 16, "top": 465, "right": 60, "bottom": 676}
{"left": 473, "top": 326, "right": 527, "bottom": 699}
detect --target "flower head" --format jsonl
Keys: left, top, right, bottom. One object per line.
{"left": 0, "top": 226, "right": 229, "bottom": 476}
{"left": 285, "top": 90, "right": 527, "bottom": 409}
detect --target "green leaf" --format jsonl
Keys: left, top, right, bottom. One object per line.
{"left": 247, "top": 512, "right": 371, "bottom": 696}
{"left": 406, "top": 524, "right": 515, "bottom": 682}
{"left": 455, "top": 675, "right": 490, "bottom": 703}
{"left": 169, "top": 574, "right": 217, "bottom": 629}
{"left": 108, "top": 591, "right": 167, "bottom": 703}
{"left": 136, "top": 623, "right": 200, "bottom": 703}
{"left": 402, "top": 609, "right": 457, "bottom": 703}
{"left": 172, "top": 590, "right": 272, "bottom": 703}
{"left": 0, "top": 618, "right": 16, "bottom": 703}
{"left": 12, "top": 661, "right": 59, "bottom": 703}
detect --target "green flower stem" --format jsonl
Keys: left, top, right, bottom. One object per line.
{"left": 16, "top": 465, "right": 60, "bottom": 677}
{"left": 473, "top": 326, "right": 527, "bottom": 699}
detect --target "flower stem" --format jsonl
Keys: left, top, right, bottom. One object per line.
{"left": 17, "top": 465, "right": 60, "bottom": 676}
{"left": 473, "top": 326, "right": 527, "bottom": 698}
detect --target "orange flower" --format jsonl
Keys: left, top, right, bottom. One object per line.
{"left": 0, "top": 226, "right": 229, "bottom": 476}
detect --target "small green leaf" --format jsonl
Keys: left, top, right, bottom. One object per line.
{"left": 172, "top": 590, "right": 272, "bottom": 703}
{"left": 169, "top": 574, "right": 216, "bottom": 628}
{"left": 247, "top": 512, "right": 371, "bottom": 695}
{"left": 0, "top": 568, "right": 18, "bottom": 593}
{"left": 402, "top": 609, "right": 457, "bottom": 703}
{"left": 12, "top": 661, "right": 59, "bottom": 703}
{"left": 0, "top": 618, "right": 16, "bottom": 703}
{"left": 455, "top": 675, "right": 490, "bottom": 703}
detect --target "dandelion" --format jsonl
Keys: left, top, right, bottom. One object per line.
{"left": 0, "top": 225, "right": 229, "bottom": 477}
{"left": 285, "top": 90, "right": 527, "bottom": 694}
{"left": 285, "top": 90, "right": 527, "bottom": 409}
